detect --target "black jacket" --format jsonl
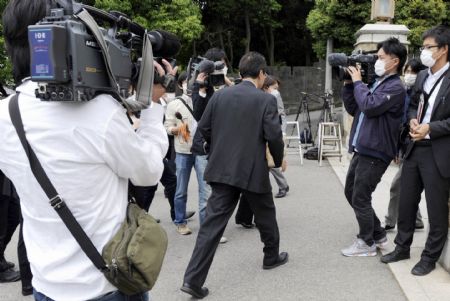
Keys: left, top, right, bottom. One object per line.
{"left": 198, "top": 80, "right": 284, "bottom": 193}
{"left": 191, "top": 83, "right": 214, "bottom": 155}
{"left": 406, "top": 68, "right": 450, "bottom": 178}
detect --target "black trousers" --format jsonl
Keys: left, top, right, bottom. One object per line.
{"left": 395, "top": 145, "right": 450, "bottom": 263}
{"left": 344, "top": 153, "right": 389, "bottom": 246}
{"left": 129, "top": 159, "right": 176, "bottom": 219}
{"left": 183, "top": 183, "right": 280, "bottom": 287}
{"left": 0, "top": 195, "right": 32, "bottom": 287}
{"left": 235, "top": 194, "right": 254, "bottom": 225}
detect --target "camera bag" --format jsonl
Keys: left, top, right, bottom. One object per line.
{"left": 8, "top": 94, "right": 168, "bottom": 295}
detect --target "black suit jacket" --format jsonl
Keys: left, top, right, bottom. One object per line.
{"left": 198, "top": 80, "right": 284, "bottom": 194}
{"left": 407, "top": 68, "right": 450, "bottom": 178}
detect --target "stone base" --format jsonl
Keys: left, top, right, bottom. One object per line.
{"left": 439, "top": 198, "right": 450, "bottom": 271}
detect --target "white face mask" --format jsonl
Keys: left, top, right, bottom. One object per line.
{"left": 182, "top": 82, "right": 188, "bottom": 95}
{"left": 270, "top": 89, "right": 280, "bottom": 97}
{"left": 375, "top": 59, "right": 386, "bottom": 77}
{"left": 404, "top": 74, "right": 417, "bottom": 87}
{"left": 420, "top": 49, "right": 436, "bottom": 68}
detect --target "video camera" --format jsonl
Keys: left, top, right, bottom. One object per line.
{"left": 328, "top": 51, "right": 378, "bottom": 84}
{"left": 28, "top": 0, "right": 180, "bottom": 107}
{"left": 186, "top": 56, "right": 227, "bottom": 91}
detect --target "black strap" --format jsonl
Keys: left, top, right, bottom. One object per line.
{"left": 423, "top": 70, "right": 448, "bottom": 103}
{"left": 177, "top": 96, "right": 194, "bottom": 117}
{"left": 8, "top": 94, "right": 109, "bottom": 272}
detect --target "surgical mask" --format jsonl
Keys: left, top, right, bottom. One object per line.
{"left": 270, "top": 89, "right": 280, "bottom": 98}
{"left": 182, "top": 82, "right": 188, "bottom": 95}
{"left": 375, "top": 59, "right": 386, "bottom": 77}
{"left": 420, "top": 49, "right": 436, "bottom": 68}
{"left": 404, "top": 74, "right": 417, "bottom": 87}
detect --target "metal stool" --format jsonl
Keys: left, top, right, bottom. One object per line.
{"left": 317, "top": 122, "right": 342, "bottom": 166}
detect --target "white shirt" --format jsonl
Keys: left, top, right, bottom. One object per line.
{"left": 0, "top": 81, "right": 168, "bottom": 300}
{"left": 422, "top": 62, "right": 450, "bottom": 127}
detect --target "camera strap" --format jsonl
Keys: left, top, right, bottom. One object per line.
{"left": 8, "top": 94, "right": 109, "bottom": 273}
{"left": 417, "top": 70, "right": 448, "bottom": 122}
{"left": 176, "top": 96, "right": 195, "bottom": 117}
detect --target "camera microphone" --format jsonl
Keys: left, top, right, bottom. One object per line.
{"left": 198, "top": 60, "right": 215, "bottom": 74}
{"left": 148, "top": 30, "right": 181, "bottom": 58}
{"left": 327, "top": 53, "right": 348, "bottom": 66}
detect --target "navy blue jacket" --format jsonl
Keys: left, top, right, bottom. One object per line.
{"left": 342, "top": 74, "right": 405, "bottom": 162}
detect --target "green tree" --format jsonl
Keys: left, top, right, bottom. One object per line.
{"left": 306, "top": 0, "right": 370, "bottom": 58}
{"left": 395, "top": 0, "right": 446, "bottom": 52}
{"left": 0, "top": 0, "right": 13, "bottom": 85}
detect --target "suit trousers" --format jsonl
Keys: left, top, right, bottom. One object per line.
{"left": 183, "top": 182, "right": 280, "bottom": 287}
{"left": 385, "top": 162, "right": 423, "bottom": 227}
{"left": 395, "top": 144, "right": 450, "bottom": 263}
{"left": 344, "top": 153, "right": 389, "bottom": 246}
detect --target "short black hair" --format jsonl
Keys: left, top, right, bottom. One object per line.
{"left": 404, "top": 58, "right": 426, "bottom": 74}
{"left": 177, "top": 71, "right": 187, "bottom": 87}
{"left": 377, "top": 37, "right": 407, "bottom": 73}
{"left": 238, "top": 52, "right": 267, "bottom": 79}
{"left": 422, "top": 25, "right": 450, "bottom": 61}
{"left": 2, "top": 0, "right": 50, "bottom": 84}
{"left": 204, "top": 48, "right": 227, "bottom": 62}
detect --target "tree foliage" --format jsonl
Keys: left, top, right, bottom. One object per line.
{"left": 307, "top": 0, "right": 448, "bottom": 59}
{"left": 306, "top": 0, "right": 370, "bottom": 58}
{"left": 0, "top": 0, "right": 13, "bottom": 85}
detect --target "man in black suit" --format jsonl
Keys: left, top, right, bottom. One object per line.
{"left": 381, "top": 25, "right": 450, "bottom": 276}
{"left": 180, "top": 52, "right": 288, "bottom": 299}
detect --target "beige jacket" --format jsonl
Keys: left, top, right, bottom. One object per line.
{"left": 164, "top": 94, "right": 197, "bottom": 154}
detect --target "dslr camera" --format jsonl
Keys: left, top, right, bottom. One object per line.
{"left": 186, "top": 56, "right": 227, "bottom": 90}
{"left": 28, "top": 0, "right": 180, "bottom": 107}
{"left": 328, "top": 51, "right": 378, "bottom": 84}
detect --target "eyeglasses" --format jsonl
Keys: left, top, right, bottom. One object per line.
{"left": 419, "top": 45, "right": 440, "bottom": 51}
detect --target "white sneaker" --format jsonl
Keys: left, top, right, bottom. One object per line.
{"left": 220, "top": 236, "right": 228, "bottom": 244}
{"left": 341, "top": 238, "right": 377, "bottom": 257}
{"left": 375, "top": 236, "right": 389, "bottom": 250}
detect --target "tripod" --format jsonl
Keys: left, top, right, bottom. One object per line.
{"left": 288, "top": 92, "right": 315, "bottom": 148}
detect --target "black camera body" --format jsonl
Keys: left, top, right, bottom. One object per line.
{"left": 186, "top": 56, "right": 226, "bottom": 91}
{"left": 328, "top": 52, "right": 378, "bottom": 84}
{"left": 28, "top": 0, "right": 180, "bottom": 103}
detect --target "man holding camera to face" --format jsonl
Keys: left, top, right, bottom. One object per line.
{"left": 341, "top": 37, "right": 406, "bottom": 257}
{"left": 0, "top": 0, "right": 173, "bottom": 300}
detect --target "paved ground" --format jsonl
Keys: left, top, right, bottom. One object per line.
{"left": 1, "top": 151, "right": 407, "bottom": 301}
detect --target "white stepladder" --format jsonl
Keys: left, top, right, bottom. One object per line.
{"left": 285, "top": 120, "right": 303, "bottom": 165}
{"left": 317, "top": 122, "right": 343, "bottom": 166}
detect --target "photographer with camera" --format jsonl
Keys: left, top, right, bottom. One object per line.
{"left": 0, "top": 0, "right": 172, "bottom": 300}
{"left": 341, "top": 37, "right": 406, "bottom": 257}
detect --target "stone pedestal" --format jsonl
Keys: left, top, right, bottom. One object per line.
{"left": 438, "top": 197, "right": 450, "bottom": 270}
{"left": 354, "top": 23, "right": 410, "bottom": 52}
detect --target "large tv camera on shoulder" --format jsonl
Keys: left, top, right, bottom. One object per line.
{"left": 28, "top": 0, "right": 180, "bottom": 109}
{"left": 328, "top": 51, "right": 378, "bottom": 84}
{"left": 186, "top": 56, "right": 227, "bottom": 91}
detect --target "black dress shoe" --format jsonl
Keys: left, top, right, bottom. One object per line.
{"left": 240, "top": 222, "right": 255, "bottom": 229}
{"left": 275, "top": 190, "right": 287, "bottom": 198}
{"left": 185, "top": 211, "right": 196, "bottom": 220}
{"left": 415, "top": 223, "right": 425, "bottom": 230}
{"left": 384, "top": 224, "right": 395, "bottom": 231}
{"left": 181, "top": 283, "right": 209, "bottom": 299}
{"left": 0, "top": 258, "right": 14, "bottom": 271}
{"left": 380, "top": 248, "right": 410, "bottom": 264}
{"left": 263, "top": 252, "right": 289, "bottom": 270}
{"left": 22, "top": 285, "right": 33, "bottom": 296}
{"left": 411, "top": 260, "right": 435, "bottom": 276}
{"left": 0, "top": 268, "right": 21, "bottom": 283}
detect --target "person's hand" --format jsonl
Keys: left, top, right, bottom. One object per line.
{"left": 394, "top": 156, "right": 400, "bottom": 165}
{"left": 409, "top": 118, "right": 419, "bottom": 132}
{"left": 224, "top": 76, "right": 233, "bottom": 87}
{"left": 281, "top": 159, "right": 287, "bottom": 172}
{"left": 410, "top": 123, "right": 430, "bottom": 141}
{"left": 347, "top": 66, "right": 362, "bottom": 83}
{"left": 161, "top": 59, "right": 178, "bottom": 76}
{"left": 171, "top": 126, "right": 180, "bottom": 136}
{"left": 196, "top": 72, "right": 207, "bottom": 83}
